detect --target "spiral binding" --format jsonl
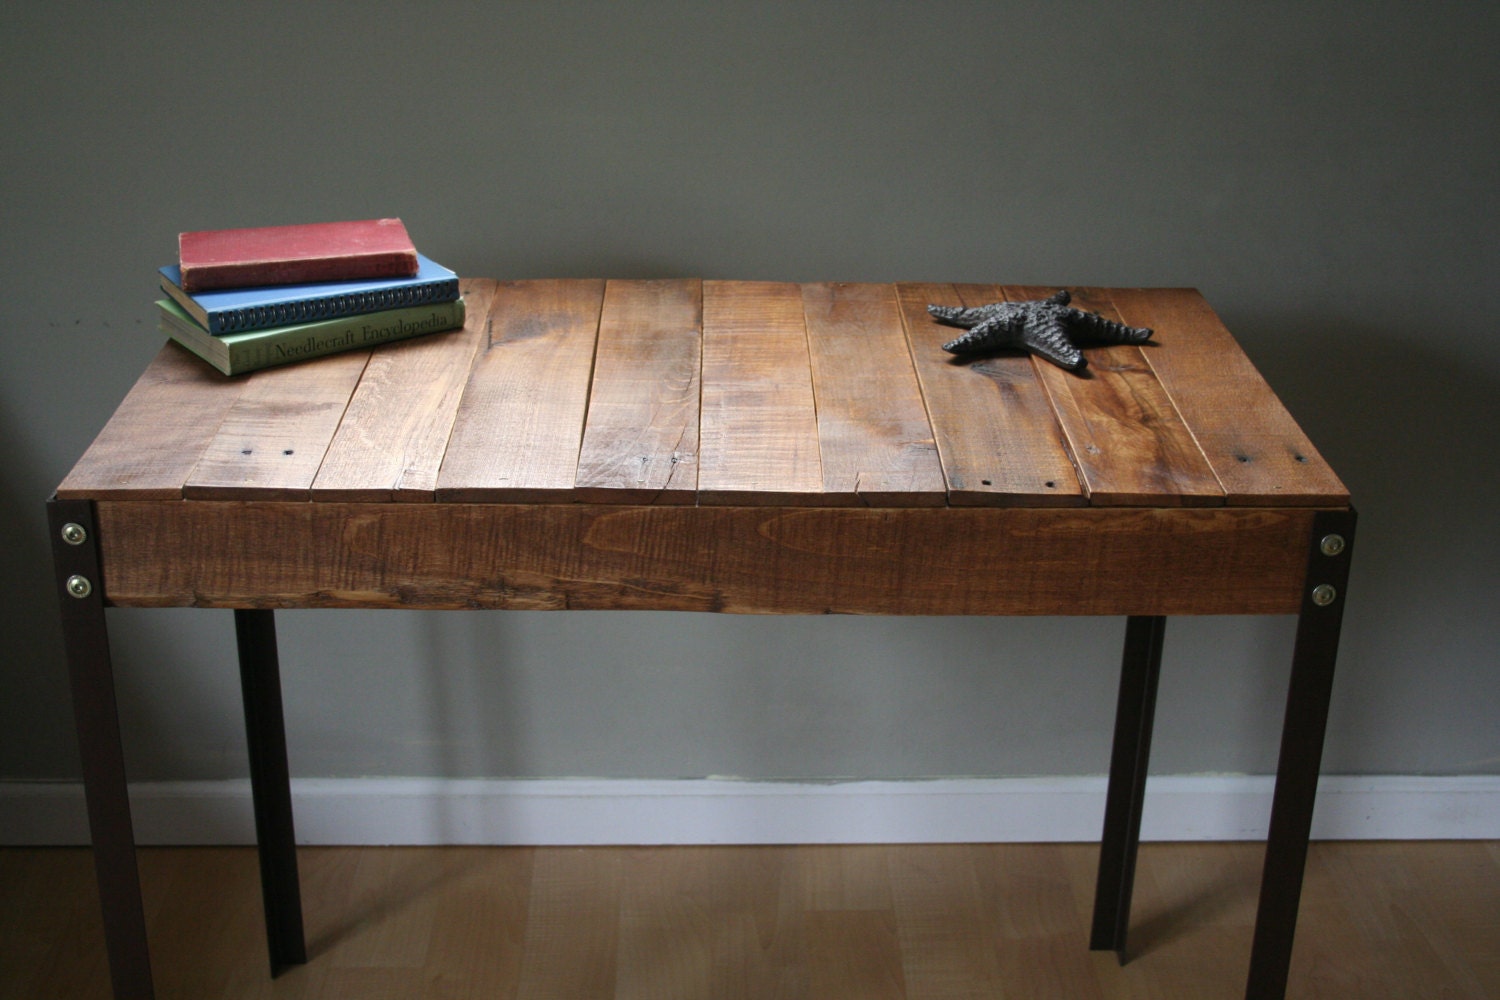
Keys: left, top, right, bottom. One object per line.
{"left": 212, "top": 278, "right": 460, "bottom": 334}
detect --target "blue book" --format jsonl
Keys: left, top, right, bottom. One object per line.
{"left": 159, "top": 253, "right": 460, "bottom": 335}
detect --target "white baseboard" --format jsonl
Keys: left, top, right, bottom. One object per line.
{"left": 3, "top": 775, "right": 1497, "bottom": 847}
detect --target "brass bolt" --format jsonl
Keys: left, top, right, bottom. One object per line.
{"left": 1311, "top": 584, "right": 1337, "bottom": 607}
{"left": 61, "top": 523, "right": 88, "bottom": 546}
{"left": 1319, "top": 534, "right": 1346, "bottom": 557}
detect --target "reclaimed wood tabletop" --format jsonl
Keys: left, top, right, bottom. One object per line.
{"left": 56, "top": 279, "right": 1348, "bottom": 616}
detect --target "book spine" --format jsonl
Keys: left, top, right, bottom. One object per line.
{"left": 209, "top": 277, "right": 461, "bottom": 335}
{"left": 237, "top": 302, "right": 465, "bottom": 372}
{"left": 165, "top": 300, "right": 466, "bottom": 376}
{"left": 160, "top": 277, "right": 209, "bottom": 328}
{"left": 182, "top": 251, "right": 419, "bottom": 293}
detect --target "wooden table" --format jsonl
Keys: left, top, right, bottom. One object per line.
{"left": 50, "top": 279, "right": 1354, "bottom": 999}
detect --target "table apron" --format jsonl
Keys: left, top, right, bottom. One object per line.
{"left": 92, "top": 501, "right": 1322, "bottom": 616}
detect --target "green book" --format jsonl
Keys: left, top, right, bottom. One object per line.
{"left": 157, "top": 296, "right": 466, "bottom": 376}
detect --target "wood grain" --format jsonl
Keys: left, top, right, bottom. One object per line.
{"left": 1008, "top": 285, "right": 1225, "bottom": 507}
{"left": 977, "top": 843, "right": 1109, "bottom": 998}
{"left": 1108, "top": 287, "right": 1349, "bottom": 506}
{"left": 130, "top": 849, "right": 272, "bottom": 998}
{"left": 808, "top": 910, "right": 906, "bottom": 1000}
{"left": 896, "top": 282, "right": 1083, "bottom": 506}
{"left": 514, "top": 848, "right": 620, "bottom": 998}
{"left": 699, "top": 281, "right": 825, "bottom": 504}
{"left": 329, "top": 848, "right": 442, "bottom": 969}
{"left": 618, "top": 847, "right": 803, "bottom": 1000}
{"left": 419, "top": 845, "right": 531, "bottom": 996}
{"left": 59, "top": 281, "right": 1347, "bottom": 514}
{"left": 575, "top": 279, "right": 702, "bottom": 504}
{"left": 797, "top": 845, "right": 895, "bottom": 912}
{"left": 888, "top": 845, "right": 1005, "bottom": 995}
{"left": 55, "top": 341, "right": 248, "bottom": 500}
{"left": 435, "top": 279, "right": 605, "bottom": 502}
{"left": 1298, "top": 842, "right": 1500, "bottom": 997}
{"left": 7, "top": 842, "right": 1496, "bottom": 1000}
{"left": 182, "top": 348, "right": 370, "bottom": 501}
{"left": 94, "top": 501, "right": 1314, "bottom": 616}
{"left": 310, "top": 280, "right": 493, "bottom": 502}
{"left": 801, "top": 283, "right": 945, "bottom": 506}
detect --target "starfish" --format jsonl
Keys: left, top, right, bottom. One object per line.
{"left": 927, "top": 290, "right": 1153, "bottom": 373}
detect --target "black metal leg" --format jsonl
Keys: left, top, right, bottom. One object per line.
{"left": 1244, "top": 508, "right": 1356, "bottom": 1000}
{"left": 235, "top": 609, "right": 307, "bottom": 974}
{"left": 48, "top": 498, "right": 156, "bottom": 1000}
{"left": 1091, "top": 614, "right": 1167, "bottom": 961}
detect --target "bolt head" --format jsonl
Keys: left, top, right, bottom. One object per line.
{"left": 1320, "top": 534, "right": 1346, "bottom": 557}
{"left": 65, "top": 575, "right": 93, "bottom": 599}
{"left": 1311, "top": 584, "right": 1337, "bottom": 607}
{"left": 61, "top": 522, "right": 88, "bottom": 546}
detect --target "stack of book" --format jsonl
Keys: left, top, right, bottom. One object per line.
{"left": 156, "top": 218, "right": 465, "bottom": 375}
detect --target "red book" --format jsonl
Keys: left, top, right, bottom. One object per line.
{"left": 177, "top": 218, "right": 420, "bottom": 292}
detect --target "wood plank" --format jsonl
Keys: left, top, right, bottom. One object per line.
{"left": 435, "top": 279, "right": 605, "bottom": 502}
{"left": 420, "top": 847, "right": 530, "bottom": 998}
{"left": 94, "top": 501, "right": 1314, "bottom": 616}
{"left": 617, "top": 847, "right": 805, "bottom": 1000}
{"left": 1006, "top": 285, "right": 1226, "bottom": 507}
{"left": 801, "top": 283, "right": 945, "bottom": 506}
{"left": 896, "top": 283, "right": 1083, "bottom": 506}
{"left": 0, "top": 847, "right": 119, "bottom": 998}
{"left": 889, "top": 845, "right": 1004, "bottom": 996}
{"left": 55, "top": 341, "right": 248, "bottom": 500}
{"left": 808, "top": 910, "right": 906, "bottom": 1000}
{"left": 1305, "top": 842, "right": 1500, "bottom": 997}
{"left": 699, "top": 280, "right": 824, "bottom": 504}
{"left": 134, "top": 848, "right": 271, "bottom": 998}
{"left": 514, "top": 848, "right": 620, "bottom": 999}
{"left": 974, "top": 844, "right": 1107, "bottom": 999}
{"left": 181, "top": 349, "right": 370, "bottom": 501}
{"left": 574, "top": 279, "right": 702, "bottom": 504}
{"left": 1108, "top": 287, "right": 1350, "bottom": 506}
{"left": 321, "top": 847, "right": 444, "bottom": 971}
{"left": 8, "top": 842, "right": 1497, "bottom": 1000}
{"left": 310, "top": 279, "right": 494, "bottom": 502}
{"left": 796, "top": 845, "right": 895, "bottom": 912}
{"left": 1110, "top": 845, "right": 1258, "bottom": 999}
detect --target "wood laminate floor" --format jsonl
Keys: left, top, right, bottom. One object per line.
{"left": 2, "top": 841, "right": 1497, "bottom": 999}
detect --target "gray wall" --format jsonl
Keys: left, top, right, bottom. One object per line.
{"left": 3, "top": 4, "right": 1497, "bottom": 790}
